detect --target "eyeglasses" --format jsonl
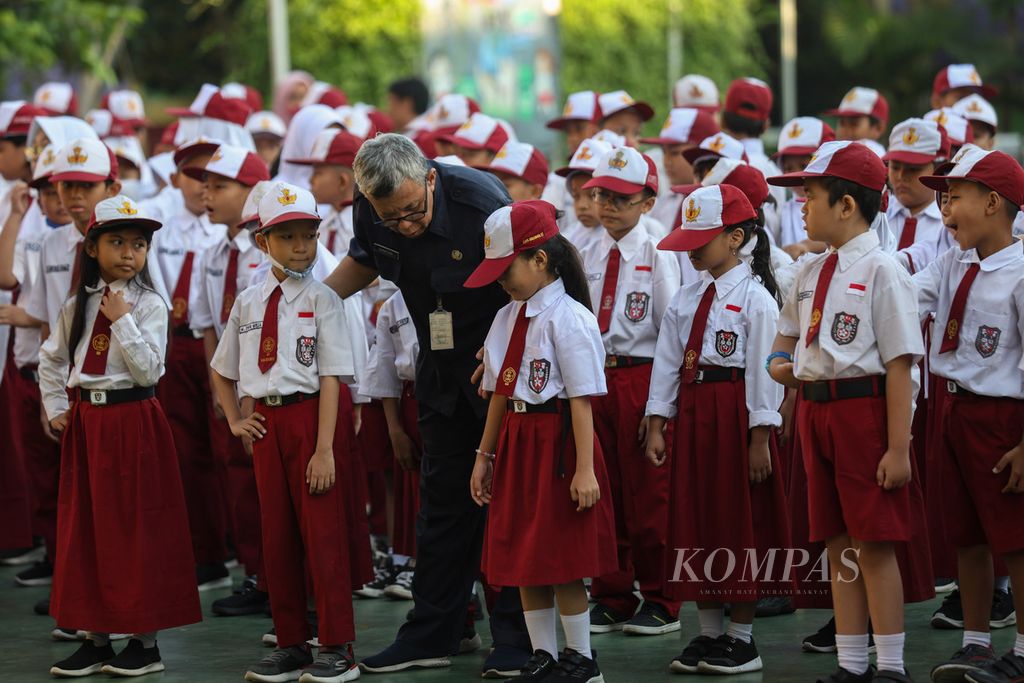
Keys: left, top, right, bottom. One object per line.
{"left": 590, "top": 189, "right": 645, "bottom": 211}
{"left": 373, "top": 178, "right": 430, "bottom": 230}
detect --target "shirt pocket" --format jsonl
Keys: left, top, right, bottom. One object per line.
{"left": 963, "top": 309, "right": 1011, "bottom": 368}
{"left": 291, "top": 322, "right": 319, "bottom": 370}
{"left": 372, "top": 243, "right": 401, "bottom": 282}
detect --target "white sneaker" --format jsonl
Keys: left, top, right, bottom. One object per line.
{"left": 384, "top": 568, "right": 414, "bottom": 600}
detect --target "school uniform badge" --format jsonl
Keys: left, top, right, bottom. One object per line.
{"left": 624, "top": 291, "right": 650, "bottom": 322}
{"left": 715, "top": 330, "right": 738, "bottom": 357}
{"left": 296, "top": 335, "right": 316, "bottom": 366}
{"left": 830, "top": 312, "right": 859, "bottom": 345}
{"left": 528, "top": 359, "right": 551, "bottom": 393}
{"left": 975, "top": 325, "right": 1001, "bottom": 358}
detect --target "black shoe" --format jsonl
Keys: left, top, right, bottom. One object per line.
{"left": 358, "top": 640, "right": 451, "bottom": 673}
{"left": 621, "top": 601, "right": 679, "bottom": 636}
{"left": 550, "top": 648, "right": 602, "bottom": 682}
{"left": 932, "top": 589, "right": 964, "bottom": 629}
{"left": 383, "top": 566, "right": 414, "bottom": 600}
{"left": 50, "top": 640, "right": 116, "bottom": 677}
{"left": 873, "top": 669, "right": 912, "bottom": 681}
{"left": 298, "top": 645, "right": 360, "bottom": 683}
{"left": 519, "top": 650, "right": 558, "bottom": 681}
{"left": 482, "top": 644, "right": 531, "bottom": 679}
{"left": 990, "top": 589, "right": 1017, "bottom": 629}
{"left": 697, "top": 634, "right": 764, "bottom": 675}
{"left": 936, "top": 578, "right": 957, "bottom": 594}
{"left": 459, "top": 625, "right": 482, "bottom": 654}
{"left": 817, "top": 666, "right": 876, "bottom": 683}
{"left": 212, "top": 576, "right": 269, "bottom": 616}
{"left": 245, "top": 646, "right": 313, "bottom": 682}
{"left": 669, "top": 635, "right": 719, "bottom": 674}
{"left": 803, "top": 617, "right": 838, "bottom": 653}
{"left": 100, "top": 639, "right": 165, "bottom": 677}
{"left": 965, "top": 651, "right": 1024, "bottom": 683}
{"left": 196, "top": 562, "right": 232, "bottom": 592}
{"left": 588, "top": 602, "right": 630, "bottom": 633}
{"left": 35, "top": 597, "right": 50, "bottom": 616}
{"left": 15, "top": 560, "right": 53, "bottom": 587}
{"left": 932, "top": 644, "right": 998, "bottom": 683}
{"left": 0, "top": 541, "right": 45, "bottom": 566}
{"left": 354, "top": 564, "right": 395, "bottom": 599}
{"left": 756, "top": 596, "right": 796, "bottom": 617}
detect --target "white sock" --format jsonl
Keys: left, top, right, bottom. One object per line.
{"left": 1015, "top": 632, "right": 1024, "bottom": 657}
{"left": 523, "top": 608, "right": 558, "bottom": 658}
{"left": 963, "top": 630, "right": 992, "bottom": 649}
{"left": 87, "top": 632, "right": 110, "bottom": 647}
{"left": 996, "top": 576, "right": 1010, "bottom": 592}
{"left": 560, "top": 610, "right": 592, "bottom": 660}
{"left": 134, "top": 632, "right": 158, "bottom": 649}
{"left": 835, "top": 633, "right": 870, "bottom": 675}
{"left": 873, "top": 633, "right": 905, "bottom": 674}
{"left": 698, "top": 608, "right": 725, "bottom": 638}
{"left": 726, "top": 621, "right": 753, "bottom": 643}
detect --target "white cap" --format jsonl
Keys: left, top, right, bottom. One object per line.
{"left": 689, "top": 133, "right": 746, "bottom": 162}
{"left": 672, "top": 75, "right": 719, "bottom": 110}
{"left": 32, "top": 143, "right": 60, "bottom": 185}
{"left": 589, "top": 129, "right": 626, "bottom": 148}
{"left": 444, "top": 113, "right": 517, "bottom": 151}
{"left": 952, "top": 94, "right": 997, "bottom": 129}
{"left": 430, "top": 94, "right": 477, "bottom": 130}
{"left": 582, "top": 147, "right": 659, "bottom": 195}
{"left": 923, "top": 108, "right": 972, "bottom": 146}
{"left": 858, "top": 139, "right": 887, "bottom": 158}
{"left": 699, "top": 157, "right": 748, "bottom": 188}
{"left": 89, "top": 194, "right": 161, "bottom": 232}
{"left": 256, "top": 182, "right": 320, "bottom": 231}
{"left": 51, "top": 137, "right": 116, "bottom": 182}
{"left": 105, "top": 90, "right": 145, "bottom": 122}
{"left": 33, "top": 82, "right": 75, "bottom": 114}
{"left": 335, "top": 105, "right": 375, "bottom": 140}
{"left": 434, "top": 154, "right": 466, "bottom": 166}
{"left": 884, "top": 118, "right": 944, "bottom": 164}
{"left": 562, "top": 138, "right": 615, "bottom": 175}
{"left": 488, "top": 142, "right": 548, "bottom": 186}
{"left": 777, "top": 117, "right": 832, "bottom": 156}
{"left": 148, "top": 152, "right": 176, "bottom": 187}
{"left": 105, "top": 136, "right": 146, "bottom": 170}
{"left": 597, "top": 90, "right": 653, "bottom": 120}
{"left": 245, "top": 111, "right": 287, "bottom": 137}
{"left": 242, "top": 180, "right": 274, "bottom": 224}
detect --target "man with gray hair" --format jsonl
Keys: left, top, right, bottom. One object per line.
{"left": 324, "top": 134, "right": 531, "bottom": 676}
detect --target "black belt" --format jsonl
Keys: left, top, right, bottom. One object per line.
{"left": 259, "top": 391, "right": 319, "bottom": 408}
{"left": 605, "top": 355, "right": 653, "bottom": 369}
{"left": 943, "top": 379, "right": 982, "bottom": 399}
{"left": 693, "top": 366, "right": 745, "bottom": 384}
{"left": 75, "top": 386, "right": 156, "bottom": 406}
{"left": 19, "top": 364, "right": 38, "bottom": 382}
{"left": 801, "top": 376, "right": 886, "bottom": 403}
{"left": 505, "top": 398, "right": 571, "bottom": 477}
{"left": 173, "top": 325, "right": 200, "bottom": 338}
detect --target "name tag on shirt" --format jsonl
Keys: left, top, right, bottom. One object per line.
{"left": 207, "top": 268, "right": 224, "bottom": 277}
{"left": 797, "top": 290, "right": 813, "bottom": 301}
{"left": 158, "top": 247, "right": 184, "bottom": 256}
{"left": 390, "top": 317, "right": 410, "bottom": 334}
{"left": 847, "top": 283, "right": 867, "bottom": 297}
{"left": 45, "top": 264, "right": 70, "bottom": 273}
{"left": 239, "top": 322, "right": 263, "bottom": 334}
{"left": 586, "top": 272, "right": 602, "bottom": 282}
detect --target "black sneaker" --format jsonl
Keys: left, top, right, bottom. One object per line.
{"left": 621, "top": 601, "right": 679, "bottom": 636}
{"left": 354, "top": 564, "right": 395, "bottom": 599}
{"left": 358, "top": 640, "right": 451, "bottom": 673}
{"left": 298, "top": 645, "right": 360, "bottom": 683}
{"left": 588, "top": 602, "right": 630, "bottom": 634}
{"left": 196, "top": 562, "right": 232, "bottom": 592}
{"left": 932, "top": 589, "right": 964, "bottom": 629}
{"left": 550, "top": 648, "right": 603, "bottom": 682}
{"left": 931, "top": 644, "right": 997, "bottom": 683}
{"left": 755, "top": 596, "right": 796, "bottom": 617}
{"left": 212, "top": 576, "right": 269, "bottom": 616}
{"left": 245, "top": 646, "right": 313, "bottom": 682}
{"left": 384, "top": 566, "right": 414, "bottom": 600}
{"left": 990, "top": 589, "right": 1017, "bottom": 629}
{"left": 50, "top": 640, "right": 115, "bottom": 677}
{"left": 35, "top": 597, "right": 50, "bottom": 616}
{"left": 459, "top": 625, "right": 482, "bottom": 654}
{"left": 100, "top": 639, "right": 165, "bottom": 676}
{"left": 803, "top": 617, "right": 838, "bottom": 653}
{"left": 816, "top": 666, "right": 875, "bottom": 683}
{"left": 965, "top": 651, "right": 1024, "bottom": 683}
{"left": 15, "top": 560, "right": 53, "bottom": 586}
{"left": 697, "top": 634, "right": 763, "bottom": 675}
{"left": 519, "top": 650, "right": 557, "bottom": 681}
{"left": 873, "top": 669, "right": 912, "bottom": 681}
{"left": 0, "top": 542, "right": 45, "bottom": 566}
{"left": 669, "top": 635, "right": 719, "bottom": 674}
{"left": 482, "top": 644, "right": 531, "bottom": 678}
{"left": 936, "top": 578, "right": 957, "bottom": 594}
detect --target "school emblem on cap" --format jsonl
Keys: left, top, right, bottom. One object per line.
{"left": 624, "top": 291, "right": 650, "bottom": 323}
{"left": 969, "top": 68, "right": 981, "bottom": 85}
{"left": 116, "top": 199, "right": 138, "bottom": 216}
{"left": 528, "top": 358, "right": 551, "bottom": 394}
{"left": 210, "top": 148, "right": 223, "bottom": 162}
{"left": 577, "top": 145, "right": 592, "bottom": 161}
{"left": 277, "top": 188, "right": 297, "bottom": 206}
{"left": 830, "top": 312, "right": 860, "bottom": 345}
{"left": 707, "top": 135, "right": 725, "bottom": 153}
{"left": 42, "top": 148, "right": 55, "bottom": 166}
{"left": 842, "top": 90, "right": 857, "bottom": 105}
{"left": 934, "top": 110, "right": 948, "bottom": 127}
{"left": 438, "top": 104, "right": 449, "bottom": 120}
{"left": 562, "top": 101, "right": 574, "bottom": 116}
{"left": 91, "top": 333, "right": 110, "bottom": 354}
{"left": 483, "top": 235, "right": 491, "bottom": 248}
{"left": 902, "top": 127, "right": 919, "bottom": 145}
{"left": 495, "top": 146, "right": 507, "bottom": 160}
{"left": 295, "top": 335, "right": 316, "bottom": 367}
{"left": 684, "top": 198, "right": 701, "bottom": 223}
{"left": 608, "top": 150, "right": 628, "bottom": 169}
{"left": 952, "top": 147, "right": 969, "bottom": 164}
{"left": 975, "top": 325, "right": 1000, "bottom": 358}
{"left": 260, "top": 118, "right": 271, "bottom": 130}
{"left": 787, "top": 123, "right": 803, "bottom": 139}
{"left": 715, "top": 330, "right": 738, "bottom": 357}
{"left": 619, "top": 93, "right": 633, "bottom": 104}
{"left": 966, "top": 100, "right": 983, "bottom": 113}
{"left": 67, "top": 146, "right": 88, "bottom": 165}
{"left": 689, "top": 84, "right": 704, "bottom": 99}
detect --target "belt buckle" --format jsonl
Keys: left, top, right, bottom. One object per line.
{"left": 694, "top": 370, "right": 704, "bottom": 384}
{"left": 605, "top": 356, "right": 617, "bottom": 368}
{"left": 512, "top": 400, "right": 527, "bottom": 414}
{"left": 90, "top": 390, "right": 108, "bottom": 406}
{"left": 265, "top": 395, "right": 283, "bottom": 407}
{"left": 946, "top": 380, "right": 957, "bottom": 395}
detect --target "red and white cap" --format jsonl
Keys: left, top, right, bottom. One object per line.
{"left": 681, "top": 132, "right": 748, "bottom": 166}
{"left": 100, "top": 90, "right": 146, "bottom": 127}
{"left": 672, "top": 75, "right": 720, "bottom": 112}
{"left": 240, "top": 180, "right": 274, "bottom": 227}
{"left": 919, "top": 146, "right": 1024, "bottom": 209}
{"left": 724, "top": 77, "right": 772, "bottom": 122}
{"left": 657, "top": 184, "right": 757, "bottom": 252}
{"left": 335, "top": 105, "right": 377, "bottom": 141}
{"left": 256, "top": 182, "right": 321, "bottom": 232}
{"left": 485, "top": 142, "right": 549, "bottom": 187}
{"left": 464, "top": 200, "right": 560, "bottom": 288}
{"left": 823, "top": 87, "right": 889, "bottom": 127}
{"left": 105, "top": 136, "right": 147, "bottom": 171}
{"left": 285, "top": 128, "right": 362, "bottom": 167}
{"left": 172, "top": 137, "right": 223, "bottom": 168}
{"left": 439, "top": 113, "right": 515, "bottom": 153}
{"left": 923, "top": 108, "right": 974, "bottom": 147}
{"left": 29, "top": 143, "right": 61, "bottom": 189}
{"left": 590, "top": 129, "right": 627, "bottom": 148}
{"left": 0, "top": 101, "right": 48, "bottom": 138}
{"left": 775, "top": 117, "right": 836, "bottom": 158}
{"left": 639, "top": 108, "right": 719, "bottom": 146}
{"left": 167, "top": 84, "right": 252, "bottom": 126}
{"left": 932, "top": 64, "right": 997, "bottom": 100}
{"left": 598, "top": 90, "right": 654, "bottom": 122}
{"left": 245, "top": 111, "right": 287, "bottom": 138}
{"left": 554, "top": 137, "right": 616, "bottom": 177}
{"left": 546, "top": 91, "right": 602, "bottom": 130}
{"left": 859, "top": 139, "right": 887, "bottom": 159}
{"left": 85, "top": 109, "right": 137, "bottom": 138}
{"left": 33, "top": 82, "right": 77, "bottom": 115}
{"left": 767, "top": 140, "right": 886, "bottom": 192}
{"left": 581, "top": 147, "right": 659, "bottom": 195}
{"left": 428, "top": 94, "right": 481, "bottom": 134}
{"left": 883, "top": 118, "right": 948, "bottom": 165}
{"left": 673, "top": 158, "right": 769, "bottom": 210}
{"left": 302, "top": 81, "right": 348, "bottom": 108}
{"left": 51, "top": 138, "right": 118, "bottom": 183}
{"left": 221, "top": 82, "right": 264, "bottom": 113}
{"left": 952, "top": 94, "right": 997, "bottom": 130}
{"left": 87, "top": 195, "right": 161, "bottom": 234}
{"left": 184, "top": 144, "right": 270, "bottom": 187}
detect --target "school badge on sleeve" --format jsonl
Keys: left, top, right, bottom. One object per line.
{"left": 715, "top": 330, "right": 738, "bottom": 357}
{"left": 296, "top": 335, "right": 316, "bottom": 366}
{"left": 624, "top": 291, "right": 650, "bottom": 322}
{"left": 528, "top": 359, "right": 551, "bottom": 393}
{"left": 975, "top": 325, "right": 1001, "bottom": 358}
{"left": 830, "top": 312, "right": 859, "bottom": 345}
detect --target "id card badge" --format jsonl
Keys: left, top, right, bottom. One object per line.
{"left": 429, "top": 296, "right": 454, "bottom": 351}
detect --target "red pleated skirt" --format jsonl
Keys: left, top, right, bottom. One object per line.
{"left": 337, "top": 390, "right": 374, "bottom": 589}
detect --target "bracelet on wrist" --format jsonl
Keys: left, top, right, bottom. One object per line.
{"left": 764, "top": 351, "right": 793, "bottom": 371}
{"left": 475, "top": 449, "right": 495, "bottom": 461}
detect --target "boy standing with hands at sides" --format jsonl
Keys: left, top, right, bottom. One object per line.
{"left": 211, "top": 182, "right": 363, "bottom": 683}
{"left": 766, "top": 141, "right": 925, "bottom": 683}
{"left": 914, "top": 147, "right": 1024, "bottom": 683}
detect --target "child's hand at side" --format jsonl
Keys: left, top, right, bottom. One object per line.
{"left": 877, "top": 448, "right": 911, "bottom": 490}
{"left": 306, "top": 448, "right": 335, "bottom": 494}
{"left": 48, "top": 411, "right": 69, "bottom": 434}
{"left": 230, "top": 411, "right": 266, "bottom": 440}
{"left": 470, "top": 454, "right": 493, "bottom": 507}
{"left": 994, "top": 443, "right": 1024, "bottom": 494}
{"left": 570, "top": 469, "right": 599, "bottom": 512}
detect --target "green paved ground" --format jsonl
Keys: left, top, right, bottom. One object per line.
{"left": 0, "top": 564, "right": 1018, "bottom": 682}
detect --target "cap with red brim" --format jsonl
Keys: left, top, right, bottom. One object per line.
{"left": 918, "top": 145, "right": 1024, "bottom": 208}
{"left": 658, "top": 184, "right": 756, "bottom": 252}
{"left": 464, "top": 200, "right": 560, "bottom": 289}
{"left": 256, "top": 182, "right": 321, "bottom": 232}
{"left": 766, "top": 140, "right": 887, "bottom": 192}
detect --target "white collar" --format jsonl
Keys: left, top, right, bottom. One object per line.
{"left": 599, "top": 224, "right": 645, "bottom": 262}
{"left": 835, "top": 230, "right": 880, "bottom": 272}
{"left": 85, "top": 277, "right": 130, "bottom": 295}
{"left": 697, "top": 260, "right": 750, "bottom": 299}
{"left": 525, "top": 277, "right": 566, "bottom": 318}
{"left": 957, "top": 239, "right": 1024, "bottom": 272}
{"left": 261, "top": 268, "right": 314, "bottom": 304}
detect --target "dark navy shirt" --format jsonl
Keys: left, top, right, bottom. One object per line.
{"left": 349, "top": 161, "right": 512, "bottom": 417}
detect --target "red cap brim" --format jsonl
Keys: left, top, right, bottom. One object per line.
{"left": 173, "top": 142, "right": 220, "bottom": 168}
{"left": 882, "top": 151, "right": 939, "bottom": 165}
{"left": 657, "top": 226, "right": 724, "bottom": 252}
{"left": 545, "top": 116, "right": 594, "bottom": 131}
{"left": 669, "top": 183, "right": 701, "bottom": 195}
{"left": 463, "top": 255, "right": 516, "bottom": 289}
{"left": 256, "top": 212, "right": 321, "bottom": 231}
{"left": 766, "top": 171, "right": 823, "bottom": 187}
{"left": 28, "top": 174, "right": 53, "bottom": 190}
{"left": 682, "top": 147, "right": 722, "bottom": 166}
{"left": 581, "top": 176, "right": 646, "bottom": 195}
{"left": 165, "top": 106, "right": 196, "bottom": 118}
{"left": 88, "top": 217, "right": 162, "bottom": 233}
{"left": 917, "top": 174, "right": 951, "bottom": 192}
{"left": 50, "top": 171, "right": 111, "bottom": 183}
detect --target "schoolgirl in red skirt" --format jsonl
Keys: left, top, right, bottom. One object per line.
{"left": 646, "top": 184, "right": 792, "bottom": 676}
{"left": 466, "top": 200, "right": 616, "bottom": 683}
{"left": 38, "top": 196, "right": 200, "bottom": 677}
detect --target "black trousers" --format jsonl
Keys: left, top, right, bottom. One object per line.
{"left": 396, "top": 393, "right": 530, "bottom": 655}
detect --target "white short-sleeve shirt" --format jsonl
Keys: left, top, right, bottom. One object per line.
{"left": 191, "top": 229, "right": 265, "bottom": 338}
{"left": 24, "top": 223, "right": 82, "bottom": 329}
{"left": 151, "top": 209, "right": 225, "bottom": 328}
{"left": 888, "top": 200, "right": 954, "bottom": 274}
{"left": 361, "top": 291, "right": 418, "bottom": 400}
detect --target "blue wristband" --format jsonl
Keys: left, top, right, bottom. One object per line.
{"left": 764, "top": 351, "right": 793, "bottom": 371}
